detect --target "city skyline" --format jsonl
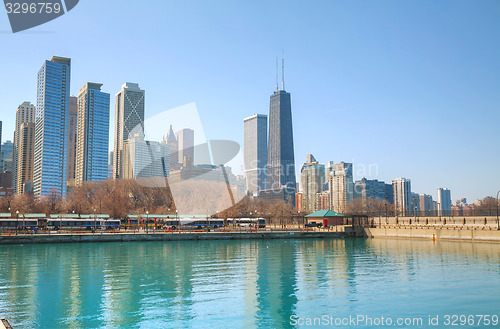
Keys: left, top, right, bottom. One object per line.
{"left": 0, "top": 1, "right": 499, "bottom": 201}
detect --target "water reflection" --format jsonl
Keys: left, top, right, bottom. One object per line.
{"left": 0, "top": 238, "right": 499, "bottom": 328}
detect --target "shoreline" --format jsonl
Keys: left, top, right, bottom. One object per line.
{"left": 0, "top": 231, "right": 354, "bottom": 245}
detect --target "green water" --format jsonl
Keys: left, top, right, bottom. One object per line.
{"left": 0, "top": 238, "right": 499, "bottom": 328}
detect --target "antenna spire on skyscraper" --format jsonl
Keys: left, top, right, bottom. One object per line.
{"left": 282, "top": 49, "right": 285, "bottom": 91}
{"left": 276, "top": 57, "right": 279, "bottom": 91}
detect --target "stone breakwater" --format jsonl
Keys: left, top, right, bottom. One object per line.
{"left": 0, "top": 230, "right": 357, "bottom": 245}
{"left": 363, "top": 227, "right": 500, "bottom": 243}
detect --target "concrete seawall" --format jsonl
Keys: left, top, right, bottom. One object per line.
{"left": 0, "top": 231, "right": 354, "bottom": 245}
{"left": 364, "top": 227, "right": 500, "bottom": 243}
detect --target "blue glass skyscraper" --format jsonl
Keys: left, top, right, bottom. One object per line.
{"left": 34, "top": 56, "right": 71, "bottom": 198}
{"left": 75, "top": 83, "right": 110, "bottom": 186}
{"left": 244, "top": 114, "right": 267, "bottom": 196}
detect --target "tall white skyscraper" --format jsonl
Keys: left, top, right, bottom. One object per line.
{"left": 244, "top": 114, "right": 267, "bottom": 196}
{"left": 75, "top": 83, "right": 110, "bottom": 186}
{"left": 113, "top": 82, "right": 145, "bottom": 179}
{"left": 34, "top": 56, "right": 71, "bottom": 198}
{"left": 13, "top": 101, "right": 35, "bottom": 194}
{"left": 392, "top": 178, "right": 411, "bottom": 216}
{"left": 122, "top": 133, "right": 169, "bottom": 179}
{"left": 176, "top": 128, "right": 194, "bottom": 167}
{"left": 300, "top": 154, "right": 325, "bottom": 212}
{"left": 437, "top": 188, "right": 452, "bottom": 216}
{"left": 328, "top": 162, "right": 353, "bottom": 214}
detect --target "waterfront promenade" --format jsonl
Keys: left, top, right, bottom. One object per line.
{"left": 0, "top": 229, "right": 355, "bottom": 245}
{"left": 2, "top": 216, "right": 500, "bottom": 245}
{"left": 361, "top": 215, "right": 500, "bottom": 243}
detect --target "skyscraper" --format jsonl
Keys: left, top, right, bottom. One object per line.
{"left": 113, "top": 82, "right": 145, "bottom": 179}
{"left": 15, "top": 122, "right": 35, "bottom": 194}
{"left": 177, "top": 128, "right": 194, "bottom": 167}
{"left": 392, "top": 178, "right": 411, "bottom": 216}
{"left": 419, "top": 194, "right": 434, "bottom": 215}
{"left": 164, "top": 124, "right": 179, "bottom": 169}
{"left": 33, "top": 56, "right": 71, "bottom": 198}
{"left": 264, "top": 58, "right": 296, "bottom": 203}
{"left": 122, "top": 132, "right": 169, "bottom": 179}
{"left": 13, "top": 101, "right": 35, "bottom": 194}
{"left": 0, "top": 121, "right": 2, "bottom": 186}
{"left": 244, "top": 114, "right": 267, "bottom": 196}
{"left": 0, "top": 121, "right": 2, "bottom": 169}
{"left": 328, "top": 162, "right": 353, "bottom": 214}
{"left": 437, "top": 188, "right": 452, "bottom": 216}
{"left": 300, "top": 154, "right": 325, "bottom": 212}
{"left": 353, "top": 178, "right": 393, "bottom": 205}
{"left": 75, "top": 83, "right": 110, "bottom": 186}
{"left": 67, "top": 96, "right": 78, "bottom": 184}
{"left": 1, "top": 140, "right": 13, "bottom": 173}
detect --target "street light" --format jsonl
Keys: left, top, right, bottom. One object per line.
{"left": 496, "top": 190, "right": 499, "bottom": 230}
{"left": 93, "top": 208, "right": 97, "bottom": 232}
{"left": 16, "top": 210, "right": 19, "bottom": 234}
{"left": 437, "top": 202, "right": 441, "bottom": 222}
{"left": 176, "top": 210, "right": 179, "bottom": 231}
{"left": 385, "top": 196, "right": 389, "bottom": 225}
{"left": 146, "top": 210, "right": 149, "bottom": 234}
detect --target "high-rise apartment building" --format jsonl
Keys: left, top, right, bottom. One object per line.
{"left": 316, "top": 191, "right": 330, "bottom": 211}
{"left": 15, "top": 122, "right": 35, "bottom": 194}
{"left": 75, "top": 83, "right": 110, "bottom": 186}
{"left": 244, "top": 114, "right": 267, "bottom": 196}
{"left": 0, "top": 121, "right": 2, "bottom": 186}
{"left": 328, "top": 162, "right": 353, "bottom": 214}
{"left": 122, "top": 133, "right": 169, "bottom": 179}
{"left": 300, "top": 154, "right": 325, "bottom": 212}
{"left": 177, "top": 128, "right": 194, "bottom": 167}
{"left": 392, "top": 178, "right": 411, "bottom": 216}
{"left": 411, "top": 192, "right": 420, "bottom": 214}
{"left": 113, "top": 82, "right": 145, "bottom": 179}
{"left": 295, "top": 192, "right": 303, "bottom": 212}
{"left": 263, "top": 60, "right": 296, "bottom": 204}
{"left": 1, "top": 140, "right": 13, "bottom": 173}
{"left": 12, "top": 101, "right": 35, "bottom": 193}
{"left": 33, "top": 56, "right": 71, "bottom": 198}
{"left": 67, "top": 96, "right": 78, "bottom": 184}
{"left": 419, "top": 194, "right": 434, "bottom": 215}
{"left": 354, "top": 178, "right": 393, "bottom": 204}
{"left": 437, "top": 188, "right": 452, "bottom": 216}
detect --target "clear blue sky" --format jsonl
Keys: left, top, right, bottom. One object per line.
{"left": 0, "top": 0, "right": 499, "bottom": 202}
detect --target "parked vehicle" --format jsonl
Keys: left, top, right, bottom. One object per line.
{"left": 305, "top": 221, "right": 323, "bottom": 228}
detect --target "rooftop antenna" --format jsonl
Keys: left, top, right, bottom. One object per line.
{"left": 275, "top": 57, "right": 279, "bottom": 91}
{"left": 281, "top": 49, "right": 285, "bottom": 91}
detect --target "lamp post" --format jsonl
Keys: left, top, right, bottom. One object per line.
{"left": 496, "top": 190, "right": 499, "bottom": 230}
{"left": 93, "top": 208, "right": 96, "bottom": 232}
{"left": 385, "top": 196, "right": 389, "bottom": 225}
{"left": 146, "top": 211, "right": 149, "bottom": 234}
{"left": 206, "top": 213, "right": 210, "bottom": 233}
{"left": 16, "top": 210, "right": 20, "bottom": 235}
{"left": 176, "top": 210, "right": 179, "bottom": 231}
{"left": 437, "top": 202, "right": 441, "bottom": 222}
